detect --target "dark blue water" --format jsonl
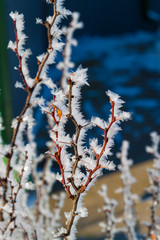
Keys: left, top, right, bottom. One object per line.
{"left": 69, "top": 31, "right": 160, "bottom": 164}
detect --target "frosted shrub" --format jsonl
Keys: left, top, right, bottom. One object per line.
{"left": 0, "top": 0, "right": 131, "bottom": 239}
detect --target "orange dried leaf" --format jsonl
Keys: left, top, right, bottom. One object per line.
{"left": 35, "top": 76, "right": 39, "bottom": 82}
{"left": 150, "top": 233, "right": 155, "bottom": 240}
{"left": 51, "top": 104, "right": 62, "bottom": 121}
{"left": 57, "top": 108, "right": 62, "bottom": 121}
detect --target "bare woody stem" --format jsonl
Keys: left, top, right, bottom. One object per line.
{"left": 64, "top": 193, "right": 80, "bottom": 239}
{"left": 2, "top": 0, "right": 59, "bottom": 217}
{"left": 67, "top": 79, "right": 82, "bottom": 177}
{"left": 49, "top": 78, "right": 82, "bottom": 201}
{"left": 59, "top": 79, "right": 84, "bottom": 238}
{"left": 47, "top": 78, "right": 84, "bottom": 238}
{"left": 49, "top": 106, "right": 73, "bottom": 198}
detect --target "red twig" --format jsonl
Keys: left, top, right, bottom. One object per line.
{"left": 50, "top": 106, "right": 72, "bottom": 198}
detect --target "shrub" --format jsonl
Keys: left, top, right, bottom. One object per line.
{"left": 0, "top": 0, "right": 131, "bottom": 239}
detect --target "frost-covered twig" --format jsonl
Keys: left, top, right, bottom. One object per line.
{"left": 117, "top": 140, "right": 138, "bottom": 240}
{"left": 98, "top": 184, "right": 122, "bottom": 240}
{"left": 145, "top": 132, "right": 160, "bottom": 239}
{"left": 57, "top": 12, "right": 83, "bottom": 91}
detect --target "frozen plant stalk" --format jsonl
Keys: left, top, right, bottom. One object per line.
{"left": 57, "top": 12, "right": 83, "bottom": 91}
{"left": 117, "top": 140, "right": 138, "bottom": 240}
{"left": 98, "top": 184, "right": 121, "bottom": 240}
{"left": 145, "top": 132, "right": 160, "bottom": 239}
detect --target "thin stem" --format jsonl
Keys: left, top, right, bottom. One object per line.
{"left": 147, "top": 187, "right": 159, "bottom": 238}
{"left": 64, "top": 193, "right": 80, "bottom": 238}
{"left": 13, "top": 20, "right": 29, "bottom": 90}
{"left": 50, "top": 105, "right": 72, "bottom": 198}
{"left": 35, "top": 0, "right": 59, "bottom": 81}
{"left": 35, "top": 157, "right": 49, "bottom": 221}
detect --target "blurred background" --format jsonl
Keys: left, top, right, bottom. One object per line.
{"left": 1, "top": 0, "right": 160, "bottom": 164}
